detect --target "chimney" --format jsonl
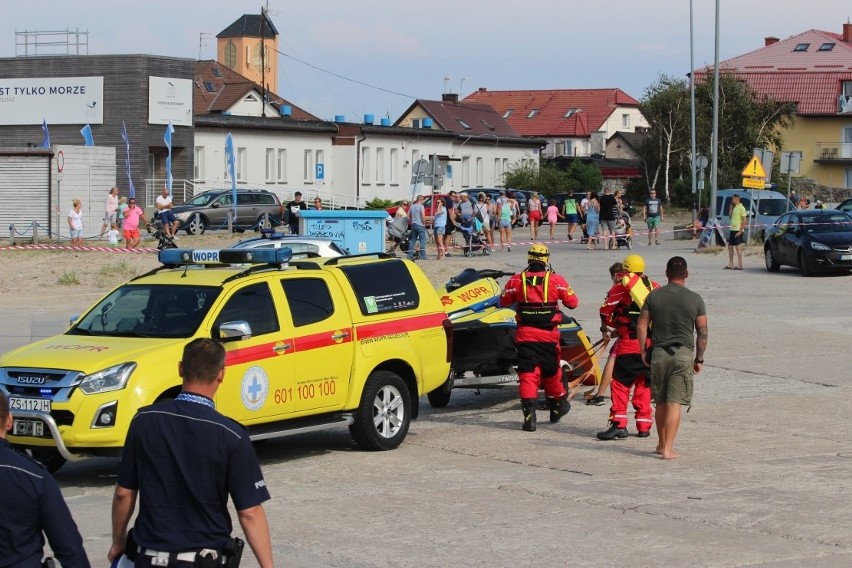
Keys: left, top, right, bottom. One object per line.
{"left": 442, "top": 93, "right": 459, "bottom": 104}
{"left": 764, "top": 36, "right": 779, "bottom": 46}
{"left": 844, "top": 23, "right": 852, "bottom": 43}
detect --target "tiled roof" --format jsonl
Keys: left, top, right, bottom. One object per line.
{"left": 694, "top": 29, "right": 852, "bottom": 115}
{"left": 608, "top": 130, "right": 649, "bottom": 154}
{"left": 395, "top": 98, "right": 519, "bottom": 136}
{"left": 217, "top": 13, "right": 278, "bottom": 38}
{"left": 461, "top": 88, "right": 640, "bottom": 137}
{"left": 193, "top": 60, "right": 317, "bottom": 120}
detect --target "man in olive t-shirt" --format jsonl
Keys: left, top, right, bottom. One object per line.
{"left": 637, "top": 256, "right": 708, "bottom": 460}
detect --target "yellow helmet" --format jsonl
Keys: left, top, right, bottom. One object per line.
{"left": 622, "top": 254, "right": 645, "bottom": 274}
{"left": 528, "top": 243, "right": 550, "bottom": 264}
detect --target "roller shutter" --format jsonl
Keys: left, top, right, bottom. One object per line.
{"left": 0, "top": 155, "right": 50, "bottom": 239}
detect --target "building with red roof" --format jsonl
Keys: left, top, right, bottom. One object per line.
{"left": 460, "top": 87, "right": 649, "bottom": 159}
{"left": 694, "top": 23, "right": 852, "bottom": 189}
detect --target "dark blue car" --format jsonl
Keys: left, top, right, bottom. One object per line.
{"left": 763, "top": 209, "right": 852, "bottom": 276}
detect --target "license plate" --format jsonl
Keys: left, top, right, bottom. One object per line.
{"left": 13, "top": 419, "right": 44, "bottom": 437}
{"left": 10, "top": 397, "right": 51, "bottom": 412}
{"left": 841, "top": 254, "right": 852, "bottom": 261}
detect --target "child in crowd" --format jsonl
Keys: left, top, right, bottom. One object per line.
{"left": 546, "top": 201, "right": 564, "bottom": 240}
{"left": 116, "top": 197, "right": 129, "bottom": 230}
{"left": 107, "top": 223, "right": 120, "bottom": 247}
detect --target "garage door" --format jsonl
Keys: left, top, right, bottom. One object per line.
{"left": 0, "top": 155, "right": 50, "bottom": 239}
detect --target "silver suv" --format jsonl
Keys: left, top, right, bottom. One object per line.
{"left": 172, "top": 189, "right": 284, "bottom": 235}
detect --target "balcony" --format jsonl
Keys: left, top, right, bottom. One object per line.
{"left": 814, "top": 142, "right": 852, "bottom": 163}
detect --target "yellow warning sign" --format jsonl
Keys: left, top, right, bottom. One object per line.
{"left": 741, "top": 157, "right": 767, "bottom": 179}
{"left": 741, "top": 177, "right": 765, "bottom": 189}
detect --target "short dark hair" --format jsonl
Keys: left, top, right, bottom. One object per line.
{"left": 0, "top": 390, "right": 8, "bottom": 424}
{"left": 666, "top": 256, "right": 688, "bottom": 279}
{"left": 181, "top": 338, "right": 226, "bottom": 384}
{"left": 294, "top": 191, "right": 302, "bottom": 197}
{"left": 609, "top": 262, "right": 624, "bottom": 278}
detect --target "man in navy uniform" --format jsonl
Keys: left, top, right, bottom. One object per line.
{"left": 0, "top": 390, "right": 90, "bottom": 568}
{"left": 109, "top": 338, "right": 274, "bottom": 567}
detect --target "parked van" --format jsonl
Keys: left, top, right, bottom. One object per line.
{"left": 715, "top": 189, "right": 792, "bottom": 240}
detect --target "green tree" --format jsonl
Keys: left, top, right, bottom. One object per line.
{"left": 503, "top": 161, "right": 573, "bottom": 196}
{"left": 638, "top": 72, "right": 796, "bottom": 202}
{"left": 566, "top": 157, "right": 603, "bottom": 192}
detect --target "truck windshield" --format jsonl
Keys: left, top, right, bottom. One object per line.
{"left": 741, "top": 197, "right": 788, "bottom": 216}
{"left": 68, "top": 285, "right": 221, "bottom": 338}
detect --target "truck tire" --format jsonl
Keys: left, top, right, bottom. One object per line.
{"left": 350, "top": 371, "right": 411, "bottom": 451}
{"left": 27, "top": 448, "right": 66, "bottom": 473}
{"left": 427, "top": 380, "right": 453, "bottom": 408}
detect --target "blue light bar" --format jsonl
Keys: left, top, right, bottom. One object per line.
{"left": 159, "top": 248, "right": 292, "bottom": 266}
{"left": 260, "top": 228, "right": 285, "bottom": 240}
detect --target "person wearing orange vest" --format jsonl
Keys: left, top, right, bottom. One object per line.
{"left": 597, "top": 254, "right": 659, "bottom": 440}
{"left": 499, "top": 244, "right": 579, "bottom": 431}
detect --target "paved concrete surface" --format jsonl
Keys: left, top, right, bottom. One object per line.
{"left": 2, "top": 229, "right": 851, "bottom": 567}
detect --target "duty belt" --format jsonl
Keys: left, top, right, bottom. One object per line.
{"left": 143, "top": 548, "right": 219, "bottom": 566}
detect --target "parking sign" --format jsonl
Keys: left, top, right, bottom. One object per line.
{"left": 316, "top": 163, "right": 324, "bottom": 180}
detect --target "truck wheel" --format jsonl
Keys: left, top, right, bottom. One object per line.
{"left": 27, "top": 448, "right": 66, "bottom": 473}
{"left": 427, "top": 380, "right": 453, "bottom": 408}
{"left": 350, "top": 371, "right": 411, "bottom": 451}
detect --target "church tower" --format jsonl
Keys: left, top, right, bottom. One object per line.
{"left": 216, "top": 11, "right": 279, "bottom": 94}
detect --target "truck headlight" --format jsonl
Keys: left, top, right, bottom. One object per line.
{"left": 79, "top": 362, "right": 137, "bottom": 394}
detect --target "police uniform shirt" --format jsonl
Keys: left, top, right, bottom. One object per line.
{"left": 117, "top": 396, "right": 271, "bottom": 553}
{"left": 0, "top": 439, "right": 90, "bottom": 568}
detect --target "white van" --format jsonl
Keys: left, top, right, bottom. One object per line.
{"left": 715, "top": 189, "right": 792, "bottom": 240}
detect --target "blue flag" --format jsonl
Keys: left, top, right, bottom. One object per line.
{"left": 121, "top": 122, "right": 135, "bottom": 198}
{"left": 225, "top": 133, "right": 237, "bottom": 215}
{"left": 41, "top": 119, "right": 51, "bottom": 148}
{"left": 80, "top": 124, "right": 94, "bottom": 146}
{"left": 164, "top": 121, "right": 174, "bottom": 196}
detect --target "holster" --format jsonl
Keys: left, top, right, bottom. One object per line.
{"left": 222, "top": 537, "right": 245, "bottom": 567}
{"left": 125, "top": 529, "right": 138, "bottom": 561}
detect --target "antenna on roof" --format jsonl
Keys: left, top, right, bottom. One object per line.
{"left": 198, "top": 32, "right": 213, "bottom": 61}
{"left": 443, "top": 76, "right": 452, "bottom": 94}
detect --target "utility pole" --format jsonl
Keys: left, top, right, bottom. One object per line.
{"left": 260, "top": 3, "right": 268, "bottom": 117}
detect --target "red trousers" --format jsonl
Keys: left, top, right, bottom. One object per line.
{"left": 519, "top": 366, "right": 564, "bottom": 399}
{"left": 608, "top": 376, "right": 653, "bottom": 431}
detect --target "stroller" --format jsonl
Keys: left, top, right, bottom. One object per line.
{"left": 146, "top": 218, "right": 178, "bottom": 250}
{"left": 386, "top": 215, "right": 410, "bottom": 256}
{"left": 614, "top": 212, "right": 633, "bottom": 249}
{"left": 459, "top": 215, "right": 492, "bottom": 257}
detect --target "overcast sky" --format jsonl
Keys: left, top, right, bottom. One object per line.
{"left": 3, "top": 1, "right": 851, "bottom": 121}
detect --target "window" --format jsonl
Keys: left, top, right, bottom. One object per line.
{"left": 411, "top": 118, "right": 422, "bottom": 128}
{"left": 845, "top": 169, "right": 852, "bottom": 189}
{"left": 503, "top": 109, "right": 513, "bottom": 119}
{"left": 224, "top": 40, "right": 236, "bottom": 69}
{"left": 215, "top": 283, "right": 279, "bottom": 337}
{"left": 793, "top": 43, "right": 810, "bottom": 52}
{"left": 481, "top": 120, "right": 495, "bottom": 131}
{"left": 622, "top": 113, "right": 630, "bottom": 128}
{"left": 361, "top": 147, "right": 371, "bottom": 184}
{"left": 457, "top": 119, "right": 471, "bottom": 130}
{"left": 265, "top": 148, "right": 275, "bottom": 182}
{"left": 376, "top": 147, "right": 385, "bottom": 184}
{"left": 245, "top": 44, "right": 252, "bottom": 68}
{"left": 527, "top": 109, "right": 539, "bottom": 118}
{"left": 281, "top": 279, "right": 334, "bottom": 326}
{"left": 411, "top": 150, "right": 419, "bottom": 169}
{"left": 304, "top": 150, "right": 314, "bottom": 182}
{"left": 194, "top": 146, "right": 204, "bottom": 180}
{"left": 818, "top": 42, "right": 835, "bottom": 51}
{"left": 494, "top": 158, "right": 501, "bottom": 182}
{"left": 212, "top": 67, "right": 222, "bottom": 77}
{"left": 339, "top": 260, "right": 420, "bottom": 315}
{"left": 236, "top": 147, "right": 247, "bottom": 182}
{"left": 563, "top": 108, "right": 578, "bottom": 118}
{"left": 204, "top": 81, "right": 215, "bottom": 92}
{"left": 277, "top": 149, "right": 287, "bottom": 182}
{"left": 390, "top": 148, "right": 399, "bottom": 184}
{"left": 475, "top": 157, "right": 483, "bottom": 186}
{"left": 461, "top": 156, "right": 470, "bottom": 187}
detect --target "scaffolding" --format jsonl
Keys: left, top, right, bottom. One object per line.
{"left": 15, "top": 29, "right": 89, "bottom": 56}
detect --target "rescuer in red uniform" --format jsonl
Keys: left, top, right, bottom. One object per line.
{"left": 597, "top": 254, "right": 659, "bottom": 440}
{"left": 499, "top": 244, "right": 579, "bottom": 431}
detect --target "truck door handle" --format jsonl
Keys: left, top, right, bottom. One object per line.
{"left": 273, "top": 343, "right": 292, "bottom": 353}
{"left": 331, "top": 331, "right": 350, "bottom": 341}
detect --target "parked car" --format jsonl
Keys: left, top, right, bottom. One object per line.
{"left": 172, "top": 188, "right": 284, "bottom": 235}
{"left": 716, "top": 189, "right": 791, "bottom": 240}
{"left": 763, "top": 209, "right": 852, "bottom": 276}
{"left": 837, "top": 198, "right": 852, "bottom": 214}
{"left": 231, "top": 230, "right": 350, "bottom": 257}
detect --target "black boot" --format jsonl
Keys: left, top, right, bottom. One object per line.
{"left": 521, "top": 398, "right": 537, "bottom": 432}
{"left": 596, "top": 422, "right": 628, "bottom": 440}
{"left": 548, "top": 396, "right": 571, "bottom": 423}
